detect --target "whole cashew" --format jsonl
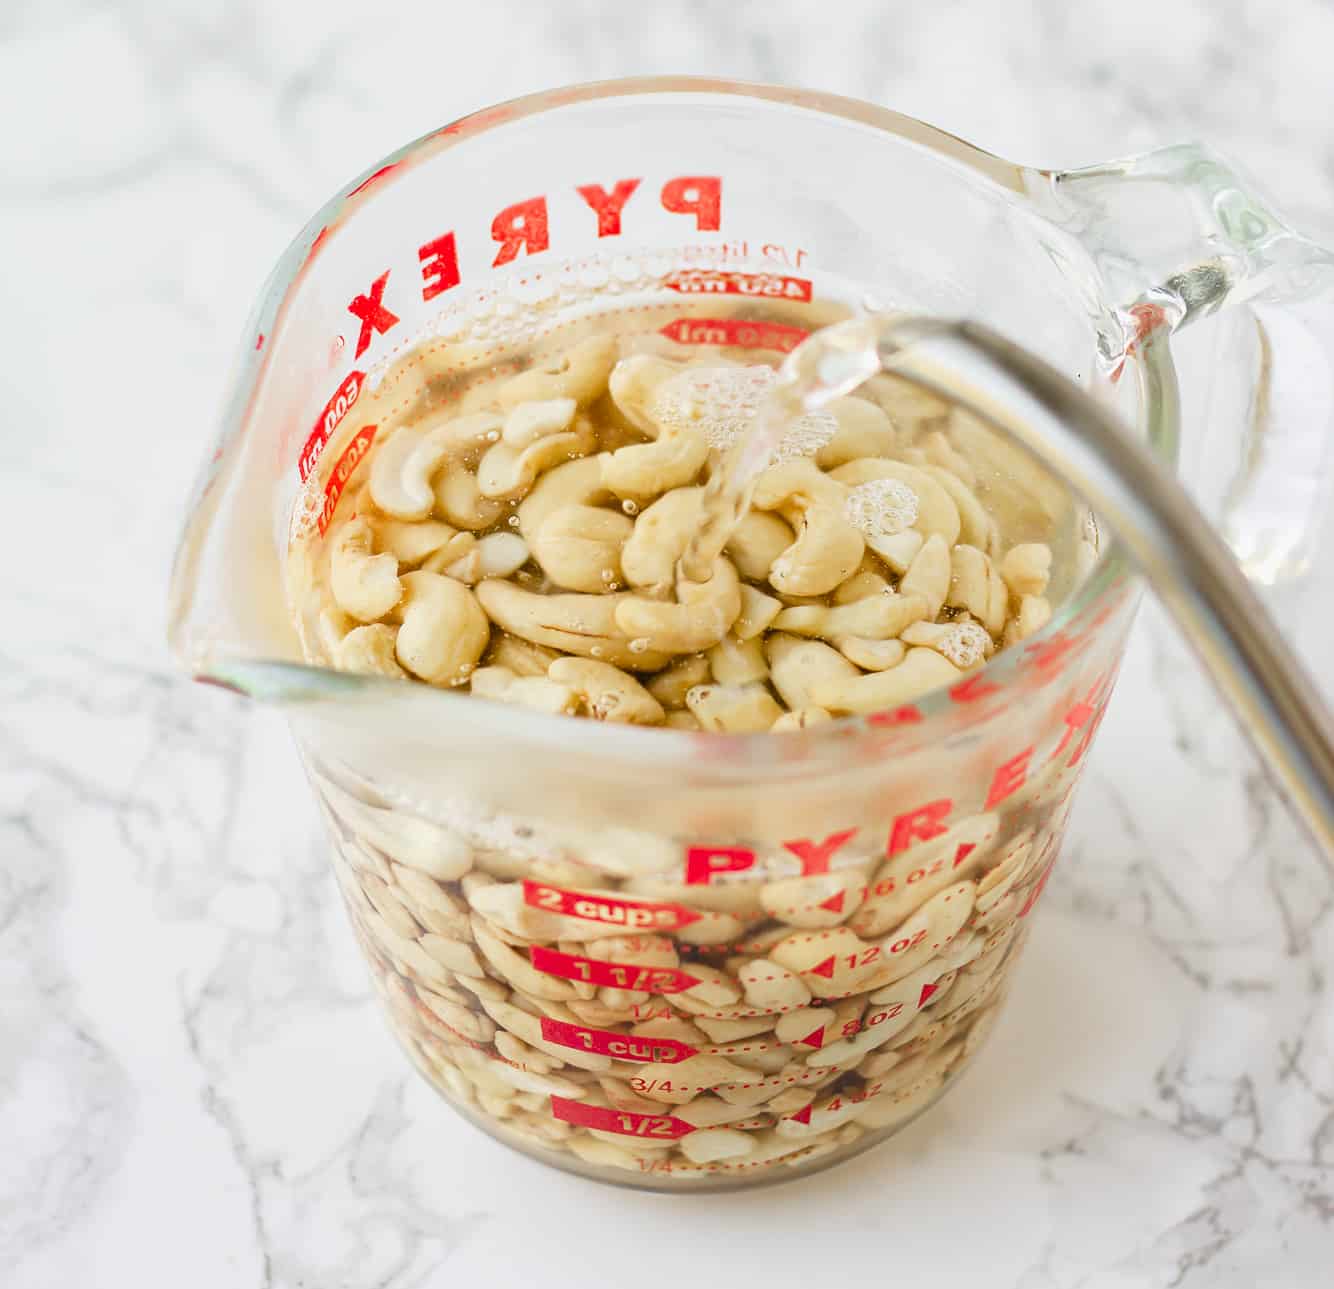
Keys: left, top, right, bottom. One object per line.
{"left": 772, "top": 592, "right": 927, "bottom": 642}
{"left": 548, "top": 657, "right": 665, "bottom": 724}
{"left": 832, "top": 568, "right": 891, "bottom": 604}
{"left": 836, "top": 637, "right": 906, "bottom": 671}
{"left": 330, "top": 516, "right": 401, "bottom": 621}
{"left": 469, "top": 665, "right": 581, "bottom": 715}
{"left": 442, "top": 532, "right": 530, "bottom": 583}
{"left": 392, "top": 571, "right": 490, "bottom": 684}
{"left": 725, "top": 511, "right": 795, "bottom": 581}
{"left": 485, "top": 632, "right": 561, "bottom": 677}
{"left": 734, "top": 583, "right": 783, "bottom": 640}
{"left": 433, "top": 469, "right": 506, "bottom": 531}
{"left": 925, "top": 466, "right": 994, "bottom": 550}
{"left": 947, "top": 544, "right": 1008, "bottom": 635}
{"left": 815, "top": 397, "right": 897, "bottom": 470}
{"left": 750, "top": 460, "right": 864, "bottom": 597}
{"left": 602, "top": 356, "right": 710, "bottom": 500}
{"left": 335, "top": 623, "right": 407, "bottom": 677}
{"left": 490, "top": 335, "right": 618, "bottom": 410}
{"left": 811, "top": 646, "right": 960, "bottom": 714}
{"left": 614, "top": 557, "right": 742, "bottom": 654}
{"left": 370, "top": 412, "right": 503, "bottom": 519}
{"left": 899, "top": 533, "right": 951, "bottom": 618}
{"left": 374, "top": 518, "right": 462, "bottom": 567}
{"left": 517, "top": 456, "right": 613, "bottom": 546}
{"left": 645, "top": 654, "right": 712, "bottom": 709}
{"left": 764, "top": 634, "right": 860, "bottom": 710}
{"left": 686, "top": 683, "right": 785, "bottom": 733}
{"left": 869, "top": 529, "right": 923, "bottom": 575}
{"left": 477, "top": 400, "right": 596, "bottom": 501}
{"left": 620, "top": 487, "right": 703, "bottom": 590}
{"left": 920, "top": 430, "right": 977, "bottom": 487}
{"left": 1005, "top": 594, "right": 1052, "bottom": 644}
{"left": 830, "top": 459, "right": 961, "bottom": 547}
{"left": 1000, "top": 543, "right": 1052, "bottom": 597}
{"left": 706, "top": 632, "right": 768, "bottom": 685}
{"left": 771, "top": 706, "right": 833, "bottom": 731}
{"left": 531, "top": 503, "right": 633, "bottom": 593}
{"left": 475, "top": 579, "right": 673, "bottom": 671}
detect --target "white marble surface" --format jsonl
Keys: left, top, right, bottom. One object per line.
{"left": 5, "top": 2, "right": 1334, "bottom": 1286}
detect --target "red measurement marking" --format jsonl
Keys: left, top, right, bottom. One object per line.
{"left": 347, "top": 162, "right": 399, "bottom": 198}
{"left": 529, "top": 946, "right": 700, "bottom": 994}
{"left": 918, "top": 981, "right": 939, "bottom": 1006}
{"left": 662, "top": 270, "right": 812, "bottom": 302}
{"left": 298, "top": 370, "right": 364, "bottom": 481}
{"left": 952, "top": 842, "right": 977, "bottom": 870}
{"left": 1019, "top": 859, "right": 1057, "bottom": 919}
{"left": 317, "top": 424, "right": 376, "bottom": 534}
{"left": 793, "top": 1024, "right": 826, "bottom": 1051}
{"left": 549, "top": 1096, "right": 695, "bottom": 1139}
{"left": 539, "top": 1018, "right": 698, "bottom": 1064}
{"left": 786, "top": 1102, "right": 814, "bottom": 1126}
{"left": 522, "top": 880, "right": 701, "bottom": 931}
{"left": 817, "top": 889, "right": 847, "bottom": 914}
{"left": 658, "top": 316, "right": 810, "bottom": 352}
{"left": 809, "top": 956, "right": 837, "bottom": 980}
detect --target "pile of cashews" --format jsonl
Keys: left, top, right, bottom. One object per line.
{"left": 301, "top": 324, "right": 1094, "bottom": 734}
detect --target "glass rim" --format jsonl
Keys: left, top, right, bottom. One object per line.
{"left": 174, "top": 75, "right": 1169, "bottom": 776}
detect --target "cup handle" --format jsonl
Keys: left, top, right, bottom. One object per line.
{"left": 1037, "top": 143, "right": 1334, "bottom": 584}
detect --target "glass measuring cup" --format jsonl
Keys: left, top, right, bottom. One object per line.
{"left": 168, "top": 79, "right": 1334, "bottom": 1190}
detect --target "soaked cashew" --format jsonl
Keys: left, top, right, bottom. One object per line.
{"left": 475, "top": 579, "right": 673, "bottom": 671}
{"left": 899, "top": 533, "right": 951, "bottom": 618}
{"left": 478, "top": 401, "right": 596, "bottom": 501}
{"left": 645, "top": 654, "right": 712, "bottom": 708}
{"left": 833, "top": 569, "right": 891, "bottom": 604}
{"left": 335, "top": 623, "right": 407, "bottom": 677}
{"left": 392, "top": 572, "right": 490, "bottom": 685}
{"left": 443, "top": 532, "right": 530, "bottom": 583}
{"left": 614, "top": 557, "right": 742, "bottom": 655}
{"left": 470, "top": 665, "right": 581, "bottom": 715}
{"left": 751, "top": 460, "right": 864, "bottom": 596}
{"left": 686, "top": 682, "right": 785, "bottom": 733}
{"left": 1005, "top": 594, "right": 1052, "bottom": 643}
{"left": 947, "top": 545, "right": 1008, "bottom": 636}
{"left": 837, "top": 636, "right": 906, "bottom": 671}
{"left": 831, "top": 459, "right": 961, "bottom": 547}
{"left": 765, "top": 634, "right": 860, "bottom": 710}
{"left": 926, "top": 466, "right": 994, "bottom": 551}
{"left": 371, "top": 413, "right": 503, "bottom": 519}
{"left": 870, "top": 529, "right": 923, "bottom": 575}
{"left": 490, "top": 335, "right": 618, "bottom": 410}
{"left": 485, "top": 632, "right": 561, "bottom": 677}
{"left": 517, "top": 456, "right": 613, "bottom": 546}
{"left": 815, "top": 397, "right": 897, "bottom": 470}
{"left": 920, "top": 430, "right": 976, "bottom": 486}
{"left": 531, "top": 504, "right": 633, "bottom": 593}
{"left": 772, "top": 592, "right": 928, "bottom": 643}
{"left": 770, "top": 706, "right": 833, "bottom": 731}
{"left": 707, "top": 633, "right": 768, "bottom": 685}
{"left": 734, "top": 584, "right": 783, "bottom": 641}
{"left": 434, "top": 469, "right": 506, "bottom": 531}
{"left": 725, "top": 511, "right": 796, "bottom": 581}
{"left": 812, "top": 645, "right": 961, "bottom": 714}
{"left": 1000, "top": 543, "right": 1052, "bottom": 597}
{"left": 547, "top": 657, "right": 665, "bottom": 724}
{"left": 375, "top": 518, "right": 464, "bottom": 567}
{"left": 620, "top": 487, "right": 703, "bottom": 590}
{"left": 420, "top": 531, "right": 477, "bottom": 574}
{"left": 603, "top": 356, "right": 710, "bottom": 499}
{"left": 330, "top": 516, "right": 402, "bottom": 622}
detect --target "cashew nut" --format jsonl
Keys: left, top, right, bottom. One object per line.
{"left": 1000, "top": 543, "right": 1052, "bottom": 597}
{"left": 764, "top": 634, "right": 860, "bottom": 710}
{"left": 335, "top": 623, "right": 407, "bottom": 677}
{"left": 517, "top": 456, "right": 613, "bottom": 546}
{"left": 433, "top": 468, "right": 506, "bottom": 530}
{"left": 868, "top": 529, "right": 923, "bottom": 575}
{"left": 830, "top": 459, "right": 961, "bottom": 546}
{"left": 770, "top": 706, "right": 833, "bottom": 731}
{"left": 707, "top": 633, "right": 768, "bottom": 685}
{"left": 491, "top": 336, "right": 618, "bottom": 410}
{"left": 772, "top": 592, "right": 927, "bottom": 642}
{"left": 815, "top": 396, "right": 897, "bottom": 470}
{"left": 392, "top": 571, "right": 490, "bottom": 684}
{"left": 441, "top": 532, "right": 530, "bottom": 584}
{"left": 330, "top": 515, "right": 401, "bottom": 621}
{"left": 1005, "top": 594, "right": 1052, "bottom": 644}
{"left": 645, "top": 654, "right": 712, "bottom": 708}
{"left": 751, "top": 460, "right": 864, "bottom": 596}
{"left": 920, "top": 430, "right": 977, "bottom": 486}
{"left": 836, "top": 637, "right": 906, "bottom": 671}
{"left": 420, "top": 531, "right": 477, "bottom": 574}
{"left": 548, "top": 657, "right": 665, "bottom": 724}
{"left": 947, "top": 544, "right": 1008, "bottom": 635}
{"left": 474, "top": 579, "right": 672, "bottom": 671}
{"left": 725, "top": 511, "right": 795, "bottom": 581}
{"left": 899, "top": 533, "right": 951, "bottom": 618}
{"left": 370, "top": 413, "right": 503, "bottom": 519}
{"left": 374, "top": 518, "right": 462, "bottom": 567}
{"left": 530, "top": 503, "right": 633, "bottom": 593}
{"left": 925, "top": 466, "right": 994, "bottom": 550}
{"left": 477, "top": 400, "right": 596, "bottom": 501}
{"left": 686, "top": 683, "right": 785, "bottom": 733}
{"left": 602, "top": 356, "right": 710, "bottom": 500}
{"left": 811, "top": 646, "right": 960, "bottom": 714}
{"left": 620, "top": 487, "right": 703, "bottom": 590}
{"left": 614, "top": 557, "right": 742, "bottom": 654}
{"left": 663, "top": 710, "right": 702, "bottom": 730}
{"left": 485, "top": 632, "right": 561, "bottom": 677}
{"left": 734, "top": 584, "right": 783, "bottom": 641}
{"left": 832, "top": 568, "right": 891, "bottom": 604}
{"left": 469, "top": 665, "right": 581, "bottom": 715}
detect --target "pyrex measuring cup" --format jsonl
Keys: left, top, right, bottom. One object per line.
{"left": 168, "top": 79, "right": 1334, "bottom": 1190}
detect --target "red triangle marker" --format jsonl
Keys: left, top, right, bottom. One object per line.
{"left": 793, "top": 1024, "right": 826, "bottom": 1050}
{"left": 809, "top": 955, "right": 837, "bottom": 979}
{"left": 817, "top": 890, "right": 846, "bottom": 914}
{"left": 787, "top": 1102, "right": 814, "bottom": 1125}
{"left": 953, "top": 842, "right": 977, "bottom": 869}
{"left": 918, "top": 982, "right": 938, "bottom": 1007}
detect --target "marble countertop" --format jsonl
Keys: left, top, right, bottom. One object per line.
{"left": 4, "top": 2, "right": 1334, "bottom": 1286}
